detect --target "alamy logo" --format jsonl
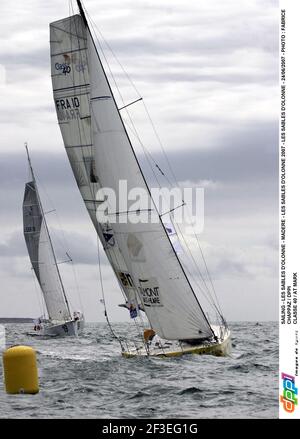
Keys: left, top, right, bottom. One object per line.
{"left": 280, "top": 372, "right": 298, "bottom": 413}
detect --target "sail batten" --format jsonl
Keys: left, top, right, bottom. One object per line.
{"left": 50, "top": 13, "right": 213, "bottom": 340}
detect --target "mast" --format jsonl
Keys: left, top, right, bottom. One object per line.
{"left": 25, "top": 143, "right": 72, "bottom": 320}
{"left": 76, "top": 7, "right": 215, "bottom": 337}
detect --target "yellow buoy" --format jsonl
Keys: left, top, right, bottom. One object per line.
{"left": 2, "top": 345, "right": 39, "bottom": 394}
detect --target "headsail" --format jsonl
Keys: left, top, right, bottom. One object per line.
{"left": 23, "top": 161, "right": 71, "bottom": 322}
{"left": 50, "top": 12, "right": 214, "bottom": 340}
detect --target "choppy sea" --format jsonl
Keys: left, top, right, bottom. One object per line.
{"left": 0, "top": 322, "right": 278, "bottom": 419}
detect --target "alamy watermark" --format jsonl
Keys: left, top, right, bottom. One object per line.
{"left": 95, "top": 180, "right": 204, "bottom": 234}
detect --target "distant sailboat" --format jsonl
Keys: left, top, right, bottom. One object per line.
{"left": 23, "top": 144, "right": 84, "bottom": 337}
{"left": 49, "top": 1, "right": 230, "bottom": 356}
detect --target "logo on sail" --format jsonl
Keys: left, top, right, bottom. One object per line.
{"left": 55, "top": 62, "right": 71, "bottom": 75}
{"left": 139, "top": 278, "right": 162, "bottom": 307}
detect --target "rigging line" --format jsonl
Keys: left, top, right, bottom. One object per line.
{"left": 84, "top": 11, "right": 136, "bottom": 134}
{"left": 83, "top": 15, "right": 179, "bottom": 193}
{"left": 97, "top": 222, "right": 147, "bottom": 338}
{"left": 125, "top": 122, "right": 214, "bottom": 304}
{"left": 84, "top": 21, "right": 169, "bottom": 193}
{"left": 123, "top": 119, "right": 175, "bottom": 191}
{"left": 119, "top": 104, "right": 215, "bottom": 304}
{"left": 34, "top": 166, "right": 84, "bottom": 314}
{"left": 143, "top": 109, "right": 223, "bottom": 313}
{"left": 195, "top": 232, "right": 224, "bottom": 317}
{"left": 84, "top": 10, "right": 141, "bottom": 100}
{"left": 33, "top": 176, "right": 70, "bottom": 260}
{"left": 119, "top": 97, "right": 143, "bottom": 111}
{"left": 180, "top": 257, "right": 222, "bottom": 315}
{"left": 102, "top": 230, "right": 147, "bottom": 338}
{"left": 87, "top": 11, "right": 176, "bottom": 261}
{"left": 69, "top": 257, "right": 85, "bottom": 314}
{"left": 135, "top": 110, "right": 220, "bottom": 306}
{"left": 70, "top": 5, "right": 114, "bottom": 322}
{"left": 169, "top": 214, "right": 213, "bottom": 297}
{"left": 141, "top": 99, "right": 178, "bottom": 187}
{"left": 120, "top": 105, "right": 181, "bottom": 275}
{"left": 42, "top": 199, "right": 85, "bottom": 314}
{"left": 171, "top": 204, "right": 223, "bottom": 314}
{"left": 148, "top": 144, "right": 222, "bottom": 312}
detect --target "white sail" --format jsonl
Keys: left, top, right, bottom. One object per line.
{"left": 23, "top": 181, "right": 71, "bottom": 322}
{"left": 50, "top": 13, "right": 213, "bottom": 340}
{"left": 50, "top": 15, "right": 141, "bottom": 310}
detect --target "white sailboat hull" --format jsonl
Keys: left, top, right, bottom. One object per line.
{"left": 122, "top": 327, "right": 231, "bottom": 359}
{"left": 29, "top": 318, "right": 84, "bottom": 337}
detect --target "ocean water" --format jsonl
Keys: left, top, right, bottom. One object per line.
{"left": 0, "top": 322, "right": 278, "bottom": 419}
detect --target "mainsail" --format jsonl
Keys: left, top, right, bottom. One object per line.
{"left": 50, "top": 10, "right": 214, "bottom": 340}
{"left": 23, "top": 155, "right": 71, "bottom": 322}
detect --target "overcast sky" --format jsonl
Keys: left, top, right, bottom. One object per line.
{"left": 0, "top": 0, "right": 278, "bottom": 323}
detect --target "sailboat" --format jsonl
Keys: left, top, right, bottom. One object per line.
{"left": 49, "top": 1, "right": 231, "bottom": 356}
{"left": 23, "top": 144, "right": 84, "bottom": 337}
